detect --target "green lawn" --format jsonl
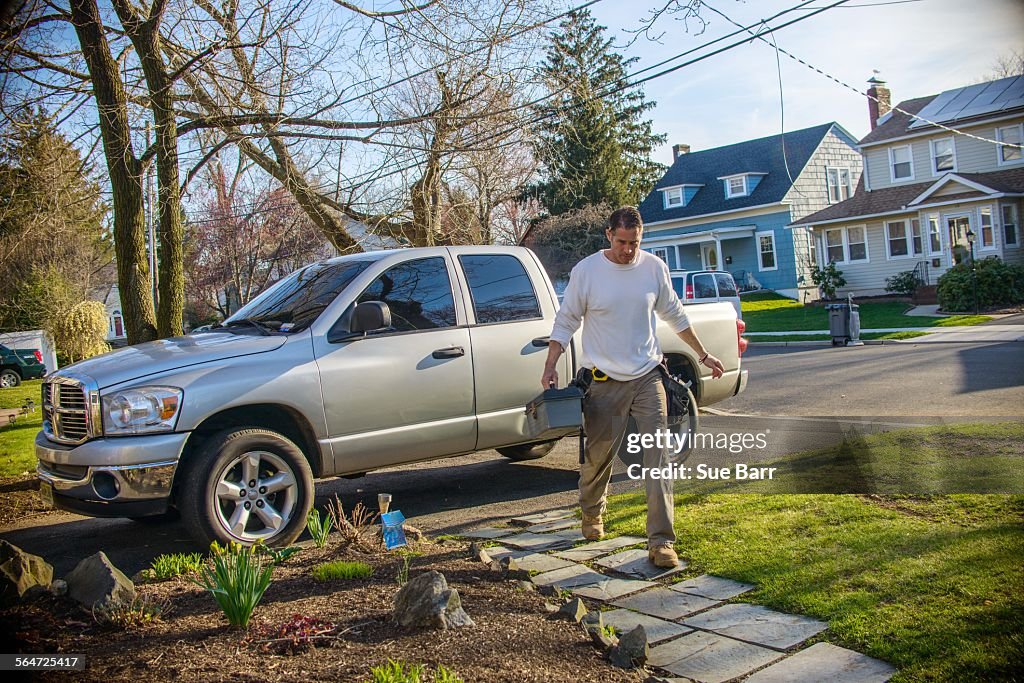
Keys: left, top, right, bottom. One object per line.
{"left": 0, "top": 379, "right": 43, "bottom": 478}
{"left": 603, "top": 423, "right": 1024, "bottom": 681}
{"left": 741, "top": 292, "right": 991, "bottom": 332}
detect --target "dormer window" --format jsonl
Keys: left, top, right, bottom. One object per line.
{"left": 727, "top": 176, "right": 746, "bottom": 197}
{"left": 717, "top": 173, "right": 765, "bottom": 199}
{"left": 658, "top": 184, "right": 702, "bottom": 209}
{"left": 663, "top": 187, "right": 683, "bottom": 208}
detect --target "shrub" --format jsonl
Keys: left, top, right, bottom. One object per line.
{"left": 885, "top": 270, "right": 924, "bottom": 296}
{"left": 936, "top": 257, "right": 1024, "bottom": 312}
{"left": 148, "top": 552, "right": 203, "bottom": 580}
{"left": 93, "top": 595, "right": 166, "bottom": 629}
{"left": 52, "top": 299, "right": 109, "bottom": 363}
{"left": 194, "top": 541, "right": 274, "bottom": 628}
{"left": 306, "top": 507, "right": 334, "bottom": 548}
{"left": 809, "top": 262, "right": 847, "bottom": 299}
{"left": 311, "top": 560, "right": 374, "bottom": 581}
{"left": 253, "top": 613, "right": 336, "bottom": 655}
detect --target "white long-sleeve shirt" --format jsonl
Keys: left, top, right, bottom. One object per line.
{"left": 550, "top": 250, "right": 690, "bottom": 381}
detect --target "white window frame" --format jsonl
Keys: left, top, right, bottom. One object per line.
{"left": 824, "top": 228, "right": 846, "bottom": 264}
{"left": 823, "top": 225, "right": 869, "bottom": 265}
{"left": 724, "top": 175, "right": 748, "bottom": 199}
{"left": 889, "top": 144, "right": 915, "bottom": 182}
{"left": 846, "top": 225, "right": 869, "bottom": 263}
{"left": 996, "top": 123, "right": 1023, "bottom": 166}
{"left": 825, "top": 168, "right": 853, "bottom": 203}
{"left": 978, "top": 207, "right": 997, "bottom": 250}
{"left": 925, "top": 213, "right": 943, "bottom": 256}
{"left": 755, "top": 230, "right": 778, "bottom": 272}
{"left": 662, "top": 186, "right": 684, "bottom": 209}
{"left": 930, "top": 137, "right": 956, "bottom": 175}
{"left": 885, "top": 220, "right": 913, "bottom": 260}
{"left": 652, "top": 247, "right": 669, "bottom": 263}
{"left": 1002, "top": 204, "right": 1019, "bottom": 247}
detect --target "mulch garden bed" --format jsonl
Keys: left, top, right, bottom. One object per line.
{"left": 1, "top": 538, "right": 647, "bottom": 682}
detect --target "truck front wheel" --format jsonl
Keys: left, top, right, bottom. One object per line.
{"left": 497, "top": 440, "right": 557, "bottom": 461}
{"left": 178, "top": 428, "right": 314, "bottom": 547}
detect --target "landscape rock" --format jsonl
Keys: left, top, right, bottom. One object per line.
{"left": 65, "top": 551, "right": 135, "bottom": 611}
{"left": 49, "top": 579, "right": 68, "bottom": 597}
{"left": 555, "top": 597, "right": 588, "bottom": 622}
{"left": 609, "top": 624, "right": 649, "bottom": 669}
{"left": 393, "top": 570, "right": 474, "bottom": 629}
{"left": 590, "top": 627, "right": 618, "bottom": 650}
{"left": 536, "top": 583, "right": 560, "bottom": 598}
{"left": 488, "top": 557, "right": 530, "bottom": 581}
{"left": 581, "top": 609, "right": 604, "bottom": 633}
{"left": 515, "top": 580, "right": 535, "bottom": 592}
{"left": 0, "top": 540, "right": 54, "bottom": 605}
{"left": 402, "top": 523, "right": 424, "bottom": 542}
{"left": 470, "top": 542, "right": 491, "bottom": 564}
{"left": 542, "top": 601, "right": 560, "bottom": 614}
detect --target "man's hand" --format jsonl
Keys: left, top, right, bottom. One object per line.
{"left": 541, "top": 366, "right": 559, "bottom": 389}
{"left": 702, "top": 354, "right": 725, "bottom": 379}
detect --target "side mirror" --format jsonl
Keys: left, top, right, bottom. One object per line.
{"left": 327, "top": 301, "right": 392, "bottom": 343}
{"left": 352, "top": 301, "right": 391, "bottom": 333}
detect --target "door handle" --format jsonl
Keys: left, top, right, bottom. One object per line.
{"left": 432, "top": 346, "right": 465, "bottom": 359}
{"left": 531, "top": 336, "right": 550, "bottom": 348}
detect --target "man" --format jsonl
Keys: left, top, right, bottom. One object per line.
{"left": 541, "top": 206, "right": 725, "bottom": 568}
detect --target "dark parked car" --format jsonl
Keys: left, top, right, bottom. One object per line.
{"left": 1, "top": 343, "right": 46, "bottom": 388}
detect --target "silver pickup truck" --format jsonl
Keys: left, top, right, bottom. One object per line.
{"left": 36, "top": 246, "right": 747, "bottom": 546}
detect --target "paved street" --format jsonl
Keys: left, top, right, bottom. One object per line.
{"left": 3, "top": 340, "right": 1022, "bottom": 576}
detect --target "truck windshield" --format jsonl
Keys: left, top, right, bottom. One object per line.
{"left": 224, "top": 259, "right": 374, "bottom": 333}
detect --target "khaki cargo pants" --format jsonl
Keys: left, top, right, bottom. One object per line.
{"left": 580, "top": 368, "right": 675, "bottom": 547}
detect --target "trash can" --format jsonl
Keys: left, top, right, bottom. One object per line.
{"left": 826, "top": 303, "right": 860, "bottom": 346}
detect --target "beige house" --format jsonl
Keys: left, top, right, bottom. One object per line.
{"left": 798, "top": 75, "right": 1024, "bottom": 298}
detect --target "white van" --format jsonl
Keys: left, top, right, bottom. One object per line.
{"left": 670, "top": 271, "right": 743, "bottom": 320}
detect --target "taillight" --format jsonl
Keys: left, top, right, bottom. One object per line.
{"left": 685, "top": 284, "right": 694, "bottom": 299}
{"left": 34, "top": 350, "right": 43, "bottom": 364}
{"left": 736, "top": 319, "right": 748, "bottom": 356}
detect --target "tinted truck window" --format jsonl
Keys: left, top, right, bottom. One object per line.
{"left": 358, "top": 257, "right": 456, "bottom": 332}
{"left": 459, "top": 254, "right": 542, "bottom": 323}
{"left": 692, "top": 274, "right": 717, "bottom": 299}
{"left": 715, "top": 273, "right": 738, "bottom": 297}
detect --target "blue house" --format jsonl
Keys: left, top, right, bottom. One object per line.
{"left": 638, "top": 123, "right": 862, "bottom": 300}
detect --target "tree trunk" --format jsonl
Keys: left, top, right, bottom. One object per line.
{"left": 70, "top": 0, "right": 157, "bottom": 344}
{"left": 112, "top": 0, "right": 184, "bottom": 337}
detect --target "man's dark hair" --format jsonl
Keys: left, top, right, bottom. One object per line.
{"left": 608, "top": 206, "right": 643, "bottom": 232}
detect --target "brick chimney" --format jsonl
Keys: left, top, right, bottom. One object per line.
{"left": 867, "top": 74, "right": 891, "bottom": 130}
{"left": 672, "top": 143, "right": 690, "bottom": 160}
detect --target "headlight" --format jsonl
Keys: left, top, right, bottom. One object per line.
{"left": 101, "top": 386, "right": 182, "bottom": 435}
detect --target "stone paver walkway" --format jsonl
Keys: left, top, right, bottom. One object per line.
{"left": 462, "top": 511, "right": 896, "bottom": 682}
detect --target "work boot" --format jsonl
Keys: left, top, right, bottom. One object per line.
{"left": 648, "top": 544, "right": 680, "bottom": 568}
{"left": 582, "top": 515, "right": 604, "bottom": 541}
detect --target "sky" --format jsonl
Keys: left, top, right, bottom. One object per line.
{"left": 587, "top": 0, "right": 1024, "bottom": 163}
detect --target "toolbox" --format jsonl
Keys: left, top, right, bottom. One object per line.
{"left": 525, "top": 386, "right": 584, "bottom": 440}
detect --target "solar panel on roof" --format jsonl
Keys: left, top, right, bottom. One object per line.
{"left": 907, "top": 75, "right": 1024, "bottom": 130}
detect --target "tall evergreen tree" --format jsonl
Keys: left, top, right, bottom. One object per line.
{"left": 533, "top": 10, "right": 666, "bottom": 216}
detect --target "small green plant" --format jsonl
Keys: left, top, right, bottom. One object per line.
{"left": 395, "top": 552, "right": 414, "bottom": 586}
{"left": 600, "top": 624, "right": 620, "bottom": 639}
{"left": 307, "top": 507, "right": 334, "bottom": 548}
{"left": 255, "top": 541, "right": 304, "bottom": 565}
{"left": 885, "top": 269, "right": 924, "bottom": 296}
{"left": 810, "top": 261, "right": 847, "bottom": 299}
{"left": 93, "top": 595, "right": 167, "bottom": 629}
{"left": 148, "top": 552, "right": 203, "bottom": 580}
{"left": 252, "top": 613, "right": 336, "bottom": 655}
{"left": 194, "top": 541, "right": 274, "bottom": 628}
{"left": 311, "top": 560, "right": 374, "bottom": 581}
{"left": 363, "top": 660, "right": 463, "bottom": 683}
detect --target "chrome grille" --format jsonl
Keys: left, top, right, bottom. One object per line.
{"left": 43, "top": 375, "right": 97, "bottom": 445}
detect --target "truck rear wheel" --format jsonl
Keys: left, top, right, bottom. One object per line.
{"left": 178, "top": 428, "right": 314, "bottom": 547}
{"left": 0, "top": 369, "right": 21, "bottom": 388}
{"left": 497, "top": 440, "right": 557, "bottom": 461}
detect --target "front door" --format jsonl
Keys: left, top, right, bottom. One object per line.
{"left": 701, "top": 242, "right": 719, "bottom": 271}
{"left": 946, "top": 214, "right": 972, "bottom": 265}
